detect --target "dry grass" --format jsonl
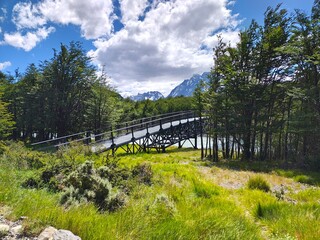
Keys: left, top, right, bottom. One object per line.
{"left": 197, "top": 165, "right": 311, "bottom": 194}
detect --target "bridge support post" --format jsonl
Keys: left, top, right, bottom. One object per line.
{"left": 131, "top": 126, "right": 135, "bottom": 154}
{"left": 86, "top": 131, "right": 91, "bottom": 145}
{"left": 194, "top": 118, "right": 198, "bottom": 149}
{"left": 111, "top": 127, "right": 116, "bottom": 156}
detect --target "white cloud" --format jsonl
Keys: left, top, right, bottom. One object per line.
{"left": 6, "top": 0, "right": 240, "bottom": 95}
{"left": 90, "top": 0, "right": 241, "bottom": 96}
{"left": 11, "top": 0, "right": 114, "bottom": 40}
{"left": 0, "top": 8, "right": 5, "bottom": 22}
{"left": 3, "top": 27, "right": 55, "bottom": 51}
{"left": 0, "top": 61, "right": 11, "bottom": 71}
{"left": 203, "top": 29, "right": 240, "bottom": 48}
{"left": 119, "top": 0, "right": 149, "bottom": 24}
{"left": 12, "top": 2, "right": 46, "bottom": 29}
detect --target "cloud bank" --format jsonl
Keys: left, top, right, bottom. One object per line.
{"left": 3, "top": 0, "right": 240, "bottom": 95}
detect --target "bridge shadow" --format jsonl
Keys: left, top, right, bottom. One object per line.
{"left": 112, "top": 146, "right": 199, "bottom": 158}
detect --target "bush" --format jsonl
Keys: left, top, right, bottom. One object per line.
{"left": 247, "top": 175, "right": 270, "bottom": 192}
{"left": 60, "top": 161, "right": 126, "bottom": 211}
{"left": 97, "top": 165, "right": 131, "bottom": 189}
{"left": 2, "top": 142, "right": 46, "bottom": 169}
{"left": 132, "top": 162, "right": 153, "bottom": 185}
{"left": 151, "top": 193, "right": 177, "bottom": 217}
{"left": 21, "top": 157, "right": 73, "bottom": 192}
{"left": 21, "top": 174, "right": 42, "bottom": 189}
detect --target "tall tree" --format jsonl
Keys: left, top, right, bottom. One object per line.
{"left": 41, "top": 42, "right": 96, "bottom": 137}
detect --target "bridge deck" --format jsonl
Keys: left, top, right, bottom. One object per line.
{"left": 30, "top": 111, "right": 201, "bottom": 154}
{"left": 92, "top": 118, "right": 195, "bottom": 153}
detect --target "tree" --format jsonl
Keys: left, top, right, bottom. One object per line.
{"left": 85, "top": 69, "right": 120, "bottom": 133}
{"left": 0, "top": 84, "right": 15, "bottom": 139}
{"left": 41, "top": 42, "right": 96, "bottom": 137}
{"left": 193, "top": 81, "right": 205, "bottom": 159}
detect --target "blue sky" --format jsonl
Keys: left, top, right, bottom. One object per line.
{"left": 0, "top": 0, "right": 315, "bottom": 96}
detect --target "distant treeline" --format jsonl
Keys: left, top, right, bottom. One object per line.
{"left": 1, "top": 1, "right": 320, "bottom": 169}
{"left": 199, "top": 1, "right": 320, "bottom": 166}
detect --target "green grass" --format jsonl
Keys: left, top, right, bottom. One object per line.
{"left": 247, "top": 175, "right": 270, "bottom": 192}
{"left": 0, "top": 144, "right": 320, "bottom": 239}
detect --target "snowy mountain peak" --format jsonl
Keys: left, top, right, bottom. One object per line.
{"left": 167, "top": 72, "right": 209, "bottom": 98}
{"left": 130, "top": 91, "right": 164, "bottom": 101}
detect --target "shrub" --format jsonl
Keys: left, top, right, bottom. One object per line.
{"left": 21, "top": 157, "right": 73, "bottom": 192}
{"left": 132, "top": 162, "right": 153, "bottom": 185}
{"left": 2, "top": 142, "right": 46, "bottom": 169}
{"left": 97, "top": 165, "right": 131, "bottom": 189}
{"left": 60, "top": 161, "right": 126, "bottom": 211}
{"left": 151, "top": 193, "right": 177, "bottom": 217}
{"left": 107, "top": 191, "right": 127, "bottom": 212}
{"left": 247, "top": 175, "right": 270, "bottom": 192}
{"left": 21, "top": 175, "right": 42, "bottom": 189}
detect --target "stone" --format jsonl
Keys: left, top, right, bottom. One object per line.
{"left": 38, "top": 226, "right": 58, "bottom": 240}
{"left": 53, "top": 229, "right": 81, "bottom": 240}
{"left": 11, "top": 224, "right": 23, "bottom": 235}
{"left": 0, "top": 223, "right": 10, "bottom": 237}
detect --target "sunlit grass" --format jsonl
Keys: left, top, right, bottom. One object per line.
{"left": 0, "top": 145, "right": 319, "bottom": 239}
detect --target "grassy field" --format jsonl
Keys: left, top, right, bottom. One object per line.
{"left": 0, "top": 142, "right": 320, "bottom": 239}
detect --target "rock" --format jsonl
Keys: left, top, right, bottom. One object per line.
{"left": 11, "top": 224, "right": 23, "bottom": 235}
{"left": 38, "top": 226, "right": 58, "bottom": 240}
{"left": 0, "top": 223, "right": 10, "bottom": 237}
{"left": 38, "top": 227, "right": 81, "bottom": 240}
{"left": 53, "top": 229, "right": 81, "bottom": 240}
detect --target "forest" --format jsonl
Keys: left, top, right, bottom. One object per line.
{"left": 199, "top": 2, "right": 320, "bottom": 167}
{"left": 0, "top": 1, "right": 320, "bottom": 168}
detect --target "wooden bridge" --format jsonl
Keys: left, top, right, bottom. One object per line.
{"left": 31, "top": 111, "right": 204, "bottom": 154}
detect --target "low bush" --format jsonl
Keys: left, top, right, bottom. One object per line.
{"left": 132, "top": 162, "right": 153, "bottom": 185}
{"left": 247, "top": 175, "right": 270, "bottom": 192}
{"left": 60, "top": 161, "right": 127, "bottom": 212}
{"left": 1, "top": 142, "right": 47, "bottom": 169}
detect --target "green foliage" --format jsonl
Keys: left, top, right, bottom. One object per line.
{"left": 60, "top": 160, "right": 126, "bottom": 212}
{"left": 0, "top": 89, "right": 15, "bottom": 140}
{"left": 203, "top": 1, "right": 320, "bottom": 165}
{"left": 132, "top": 162, "right": 153, "bottom": 185}
{"left": 247, "top": 176, "right": 271, "bottom": 192}
{"left": 1, "top": 142, "right": 46, "bottom": 169}
{"left": 293, "top": 175, "right": 313, "bottom": 184}
{"left": 151, "top": 193, "right": 177, "bottom": 216}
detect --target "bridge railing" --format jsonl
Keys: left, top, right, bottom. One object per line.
{"left": 30, "top": 131, "right": 91, "bottom": 150}
{"left": 93, "top": 111, "right": 196, "bottom": 144}
{"left": 31, "top": 111, "right": 197, "bottom": 150}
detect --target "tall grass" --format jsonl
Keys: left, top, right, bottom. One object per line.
{"left": 0, "top": 144, "right": 319, "bottom": 239}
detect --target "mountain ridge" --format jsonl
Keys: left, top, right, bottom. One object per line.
{"left": 128, "top": 72, "right": 210, "bottom": 101}
{"left": 130, "top": 91, "right": 164, "bottom": 101}
{"left": 167, "top": 72, "right": 209, "bottom": 98}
